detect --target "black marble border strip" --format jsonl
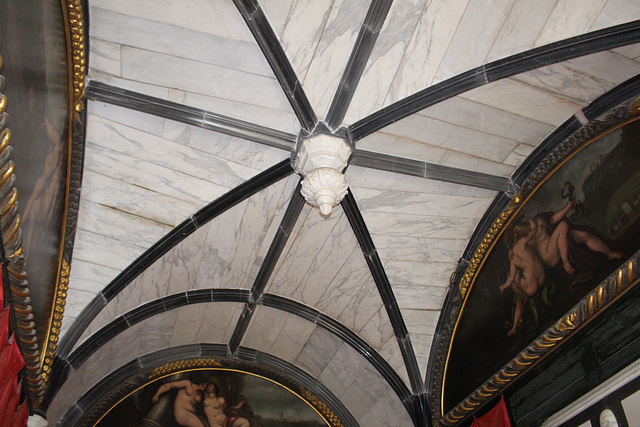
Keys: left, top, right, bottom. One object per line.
{"left": 325, "top": 0, "right": 393, "bottom": 129}
{"left": 341, "top": 192, "right": 424, "bottom": 395}
{"left": 233, "top": 0, "right": 318, "bottom": 131}
{"left": 85, "top": 80, "right": 297, "bottom": 151}
{"left": 349, "top": 21, "right": 640, "bottom": 142}
{"left": 56, "top": 160, "right": 294, "bottom": 360}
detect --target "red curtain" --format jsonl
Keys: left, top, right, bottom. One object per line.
{"left": 471, "top": 396, "right": 511, "bottom": 427}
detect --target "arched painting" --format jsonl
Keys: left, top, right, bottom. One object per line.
{"left": 96, "top": 370, "right": 329, "bottom": 427}
{"left": 443, "top": 112, "right": 640, "bottom": 415}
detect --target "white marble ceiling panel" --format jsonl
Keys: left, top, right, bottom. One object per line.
{"left": 88, "top": 38, "right": 121, "bottom": 77}
{"left": 536, "top": 0, "right": 609, "bottom": 47}
{"left": 90, "top": 0, "right": 255, "bottom": 42}
{"left": 355, "top": 131, "right": 447, "bottom": 163}
{"left": 302, "top": 0, "right": 369, "bottom": 119}
{"left": 169, "top": 304, "right": 209, "bottom": 347}
{"left": 386, "top": 0, "right": 470, "bottom": 104}
{"left": 358, "top": 306, "right": 396, "bottom": 350}
{"left": 373, "top": 235, "right": 467, "bottom": 264}
{"left": 344, "top": 0, "right": 427, "bottom": 124}
{"left": 379, "top": 335, "right": 411, "bottom": 385}
{"left": 334, "top": 275, "right": 386, "bottom": 335}
{"left": 439, "top": 151, "right": 518, "bottom": 177}
{"left": 460, "top": 78, "right": 583, "bottom": 126}
{"left": 166, "top": 226, "right": 208, "bottom": 295}
{"left": 593, "top": 0, "right": 640, "bottom": 30}
{"left": 294, "top": 326, "right": 344, "bottom": 378}
{"left": 260, "top": 0, "right": 295, "bottom": 36}
{"left": 194, "top": 302, "right": 244, "bottom": 344}
{"left": 409, "top": 332, "right": 432, "bottom": 378}
{"left": 615, "top": 42, "right": 640, "bottom": 60}
{"left": 90, "top": 8, "right": 273, "bottom": 77}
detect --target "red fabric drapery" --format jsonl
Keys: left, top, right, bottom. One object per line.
{"left": 471, "top": 396, "right": 511, "bottom": 427}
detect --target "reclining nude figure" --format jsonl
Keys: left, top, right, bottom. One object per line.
{"left": 152, "top": 379, "right": 208, "bottom": 427}
{"left": 203, "top": 383, "right": 251, "bottom": 427}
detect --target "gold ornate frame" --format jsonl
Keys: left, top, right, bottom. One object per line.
{"left": 432, "top": 97, "right": 640, "bottom": 425}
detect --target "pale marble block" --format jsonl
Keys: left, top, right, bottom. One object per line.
{"left": 169, "top": 304, "right": 208, "bottom": 347}
{"left": 121, "top": 47, "right": 291, "bottom": 112}
{"left": 512, "top": 64, "right": 615, "bottom": 105}
{"left": 387, "top": 0, "right": 470, "bottom": 103}
{"left": 260, "top": 0, "right": 295, "bottom": 37}
{"left": 161, "top": 121, "right": 290, "bottom": 179}
{"left": 109, "top": 326, "right": 141, "bottom": 371}
{"left": 88, "top": 38, "right": 121, "bottom": 77}
{"left": 194, "top": 200, "right": 250, "bottom": 289}
{"left": 358, "top": 307, "right": 395, "bottom": 350}
{"left": 379, "top": 335, "right": 407, "bottom": 374}
{"left": 195, "top": 302, "right": 244, "bottom": 344}
{"left": 279, "top": 0, "right": 334, "bottom": 83}
{"left": 460, "top": 78, "right": 583, "bottom": 126}
{"left": 355, "top": 131, "right": 447, "bottom": 164}
{"left": 434, "top": 0, "right": 515, "bottom": 82}
{"left": 417, "top": 96, "right": 555, "bottom": 146}
{"left": 592, "top": 0, "right": 640, "bottom": 30}
{"left": 409, "top": 332, "right": 432, "bottom": 378}
{"left": 80, "top": 170, "right": 201, "bottom": 228}
{"left": 318, "top": 343, "right": 368, "bottom": 398}
{"left": 76, "top": 197, "right": 172, "bottom": 249}
{"left": 382, "top": 114, "right": 519, "bottom": 162}
{"left": 64, "top": 289, "right": 100, "bottom": 319}
{"left": 294, "top": 327, "right": 343, "bottom": 377}
{"left": 130, "top": 255, "right": 173, "bottom": 306}
{"left": 166, "top": 227, "right": 208, "bottom": 294}
{"left": 346, "top": 166, "right": 482, "bottom": 197}
{"left": 561, "top": 50, "right": 640, "bottom": 86}
{"left": 86, "top": 116, "right": 259, "bottom": 190}
{"left": 240, "top": 305, "right": 288, "bottom": 353}
{"left": 357, "top": 210, "right": 479, "bottom": 239}
{"left": 359, "top": 384, "right": 413, "bottom": 426}
{"left": 486, "top": 0, "right": 557, "bottom": 62}
{"left": 536, "top": 0, "right": 607, "bottom": 47}
{"left": 402, "top": 308, "right": 441, "bottom": 337}
{"left": 302, "top": 0, "right": 368, "bottom": 119}
{"left": 88, "top": 102, "right": 165, "bottom": 136}
{"left": 614, "top": 43, "right": 640, "bottom": 61}
{"left": 384, "top": 259, "right": 453, "bottom": 287}
{"left": 91, "top": 8, "right": 272, "bottom": 77}
{"left": 90, "top": 0, "right": 255, "bottom": 42}
{"left": 372, "top": 235, "right": 467, "bottom": 264}
{"left": 136, "top": 310, "right": 178, "bottom": 358}
{"left": 394, "top": 284, "right": 447, "bottom": 310}
{"left": 503, "top": 143, "right": 537, "bottom": 167}
{"left": 67, "top": 258, "right": 120, "bottom": 294}
{"left": 314, "top": 249, "right": 372, "bottom": 318}
{"left": 340, "top": 364, "right": 405, "bottom": 422}
{"left": 268, "top": 313, "right": 317, "bottom": 363}
{"left": 88, "top": 71, "right": 170, "bottom": 100}
{"left": 345, "top": 0, "right": 428, "bottom": 123}
{"left": 72, "top": 228, "right": 148, "bottom": 271}
{"left": 353, "top": 187, "right": 493, "bottom": 218}
{"left": 336, "top": 280, "right": 385, "bottom": 333}
{"left": 438, "top": 150, "right": 516, "bottom": 177}
{"left": 180, "top": 91, "right": 300, "bottom": 133}
{"left": 59, "top": 316, "right": 75, "bottom": 339}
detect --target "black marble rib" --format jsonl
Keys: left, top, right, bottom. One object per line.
{"left": 85, "top": 80, "right": 297, "bottom": 151}
{"left": 349, "top": 21, "right": 640, "bottom": 142}
{"left": 56, "top": 160, "right": 294, "bottom": 361}
{"left": 233, "top": 0, "right": 318, "bottom": 131}
{"left": 340, "top": 192, "right": 424, "bottom": 394}
{"left": 325, "top": 0, "right": 393, "bottom": 129}
{"left": 582, "top": 73, "right": 640, "bottom": 121}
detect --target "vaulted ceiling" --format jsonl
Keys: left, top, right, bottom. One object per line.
{"left": 39, "top": 1, "right": 640, "bottom": 425}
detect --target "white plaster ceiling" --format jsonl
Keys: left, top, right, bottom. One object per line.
{"left": 49, "top": 0, "right": 640, "bottom": 425}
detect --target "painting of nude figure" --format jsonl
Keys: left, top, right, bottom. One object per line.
{"left": 96, "top": 370, "right": 328, "bottom": 427}
{"left": 442, "top": 116, "right": 640, "bottom": 413}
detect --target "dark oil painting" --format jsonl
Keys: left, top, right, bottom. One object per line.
{"left": 443, "top": 117, "right": 640, "bottom": 412}
{"left": 97, "top": 370, "right": 329, "bottom": 427}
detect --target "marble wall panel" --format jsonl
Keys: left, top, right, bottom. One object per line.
{"left": 302, "top": 0, "right": 368, "bottom": 119}
{"left": 136, "top": 311, "right": 178, "bottom": 359}
{"left": 387, "top": 0, "right": 470, "bottom": 104}
{"left": 88, "top": 102, "right": 165, "bottom": 139}
{"left": 63, "top": 290, "right": 99, "bottom": 323}
{"left": 393, "top": 284, "right": 447, "bottom": 310}
{"left": 260, "top": 0, "right": 295, "bottom": 37}
{"left": 267, "top": 313, "right": 317, "bottom": 363}
{"left": 240, "top": 305, "right": 289, "bottom": 354}
{"left": 408, "top": 332, "right": 432, "bottom": 378}
{"left": 382, "top": 114, "right": 519, "bottom": 163}
{"left": 72, "top": 228, "right": 148, "bottom": 272}
{"left": 536, "top": 0, "right": 608, "bottom": 47}
{"left": 91, "top": 8, "right": 272, "bottom": 77}
{"left": 434, "top": 0, "right": 515, "bottom": 82}
{"left": 355, "top": 132, "right": 447, "bottom": 164}
{"left": 80, "top": 170, "right": 200, "bottom": 227}
{"left": 355, "top": 210, "right": 479, "bottom": 239}
{"left": 317, "top": 343, "right": 368, "bottom": 399}
{"left": 344, "top": 0, "right": 426, "bottom": 124}
{"left": 592, "top": 0, "right": 640, "bottom": 30}
{"left": 358, "top": 307, "right": 395, "bottom": 350}
{"left": 90, "top": 0, "right": 255, "bottom": 42}
{"left": 67, "top": 258, "right": 121, "bottom": 296}
{"left": 438, "top": 150, "right": 517, "bottom": 177}
{"left": 373, "top": 235, "right": 467, "bottom": 264}
{"left": 379, "top": 335, "right": 411, "bottom": 386}
{"left": 359, "top": 389, "right": 413, "bottom": 426}
{"left": 294, "top": 327, "right": 343, "bottom": 377}
{"left": 503, "top": 143, "right": 537, "bottom": 168}
{"left": 417, "top": 96, "right": 555, "bottom": 146}
{"left": 169, "top": 304, "right": 208, "bottom": 347}
{"left": 88, "top": 38, "right": 121, "bottom": 77}
{"left": 460, "top": 78, "right": 583, "bottom": 126}
{"left": 336, "top": 278, "right": 386, "bottom": 334}
{"left": 120, "top": 47, "right": 291, "bottom": 112}
{"left": 314, "top": 248, "right": 372, "bottom": 319}
{"left": 384, "top": 259, "right": 454, "bottom": 289}
{"left": 88, "top": 72, "right": 171, "bottom": 100}
{"left": 166, "top": 227, "right": 208, "bottom": 294}
{"left": 486, "top": 0, "right": 557, "bottom": 62}
{"left": 195, "top": 302, "right": 244, "bottom": 344}
{"left": 561, "top": 50, "right": 640, "bottom": 87}
{"left": 512, "top": 64, "right": 618, "bottom": 105}
{"left": 614, "top": 43, "right": 640, "bottom": 61}
{"left": 278, "top": 0, "right": 333, "bottom": 83}
{"left": 87, "top": 116, "right": 259, "bottom": 191}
